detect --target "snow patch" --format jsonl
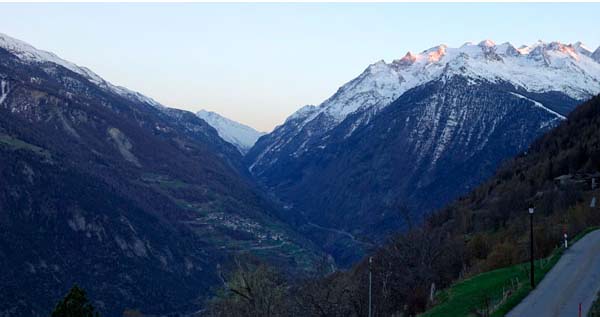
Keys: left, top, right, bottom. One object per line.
{"left": 0, "top": 80, "right": 8, "bottom": 105}
{"left": 509, "top": 92, "right": 566, "bottom": 120}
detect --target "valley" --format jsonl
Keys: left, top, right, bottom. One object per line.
{"left": 1, "top": 13, "right": 600, "bottom": 316}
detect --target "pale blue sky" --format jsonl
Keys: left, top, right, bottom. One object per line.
{"left": 1, "top": 3, "right": 598, "bottom": 131}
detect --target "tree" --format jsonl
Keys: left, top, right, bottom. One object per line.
{"left": 207, "top": 258, "right": 291, "bottom": 317}
{"left": 51, "top": 285, "right": 99, "bottom": 317}
{"left": 295, "top": 271, "right": 358, "bottom": 317}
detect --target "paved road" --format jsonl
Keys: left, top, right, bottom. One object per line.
{"left": 507, "top": 229, "right": 600, "bottom": 317}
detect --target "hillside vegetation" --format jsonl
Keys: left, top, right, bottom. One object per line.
{"left": 209, "top": 95, "right": 600, "bottom": 316}
{"left": 422, "top": 227, "right": 599, "bottom": 317}
{"left": 0, "top": 44, "right": 322, "bottom": 316}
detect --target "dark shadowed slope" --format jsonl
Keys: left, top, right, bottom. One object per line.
{"left": 0, "top": 34, "right": 321, "bottom": 316}
{"left": 286, "top": 94, "right": 600, "bottom": 316}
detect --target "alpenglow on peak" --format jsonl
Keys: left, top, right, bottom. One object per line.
{"left": 286, "top": 40, "right": 600, "bottom": 130}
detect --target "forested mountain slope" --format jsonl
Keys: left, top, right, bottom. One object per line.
{"left": 0, "top": 33, "right": 321, "bottom": 316}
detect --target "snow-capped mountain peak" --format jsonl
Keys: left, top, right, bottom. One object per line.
{"left": 0, "top": 32, "right": 164, "bottom": 109}
{"left": 478, "top": 39, "right": 496, "bottom": 47}
{"left": 249, "top": 40, "right": 600, "bottom": 171}
{"left": 397, "top": 51, "right": 418, "bottom": 66}
{"left": 285, "top": 40, "right": 600, "bottom": 132}
{"left": 196, "top": 109, "right": 265, "bottom": 154}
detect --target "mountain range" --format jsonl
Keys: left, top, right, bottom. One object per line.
{"left": 2, "top": 31, "right": 600, "bottom": 315}
{"left": 246, "top": 40, "right": 600, "bottom": 265}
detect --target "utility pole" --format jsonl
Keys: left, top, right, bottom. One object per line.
{"left": 368, "top": 256, "right": 373, "bottom": 317}
{"left": 529, "top": 206, "right": 535, "bottom": 289}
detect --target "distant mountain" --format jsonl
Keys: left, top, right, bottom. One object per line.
{"left": 246, "top": 40, "right": 600, "bottom": 265}
{"left": 197, "top": 109, "right": 265, "bottom": 154}
{"left": 0, "top": 32, "right": 321, "bottom": 316}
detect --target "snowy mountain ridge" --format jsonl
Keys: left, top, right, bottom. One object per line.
{"left": 0, "top": 32, "right": 164, "bottom": 109}
{"left": 248, "top": 40, "right": 600, "bottom": 175}
{"left": 289, "top": 40, "right": 600, "bottom": 131}
{"left": 197, "top": 109, "right": 265, "bottom": 154}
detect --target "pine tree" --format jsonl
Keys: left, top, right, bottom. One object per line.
{"left": 51, "top": 284, "right": 99, "bottom": 317}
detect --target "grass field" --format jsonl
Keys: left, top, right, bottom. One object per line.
{"left": 421, "top": 227, "right": 599, "bottom": 317}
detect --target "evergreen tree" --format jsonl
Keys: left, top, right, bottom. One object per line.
{"left": 51, "top": 285, "right": 99, "bottom": 317}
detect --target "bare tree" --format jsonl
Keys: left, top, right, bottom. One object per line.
{"left": 207, "top": 257, "right": 291, "bottom": 317}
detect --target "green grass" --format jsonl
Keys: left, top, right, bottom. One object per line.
{"left": 421, "top": 227, "right": 599, "bottom": 317}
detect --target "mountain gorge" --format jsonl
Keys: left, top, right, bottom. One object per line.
{"left": 0, "top": 33, "right": 321, "bottom": 316}
{"left": 246, "top": 40, "right": 600, "bottom": 265}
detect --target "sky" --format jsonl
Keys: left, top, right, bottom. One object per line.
{"left": 0, "top": 3, "right": 599, "bottom": 131}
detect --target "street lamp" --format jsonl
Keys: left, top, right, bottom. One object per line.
{"left": 368, "top": 256, "right": 373, "bottom": 317}
{"left": 529, "top": 206, "right": 535, "bottom": 289}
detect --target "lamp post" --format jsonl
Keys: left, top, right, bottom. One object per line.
{"left": 368, "top": 256, "right": 373, "bottom": 317}
{"left": 529, "top": 206, "right": 535, "bottom": 289}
